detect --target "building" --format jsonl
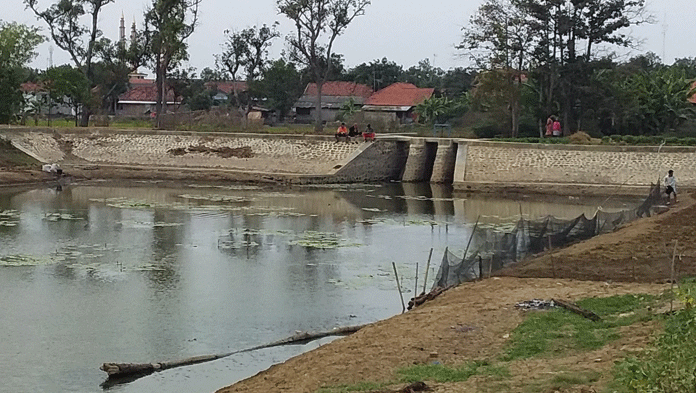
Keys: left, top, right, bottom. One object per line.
{"left": 293, "top": 81, "right": 373, "bottom": 123}
{"left": 116, "top": 76, "right": 181, "bottom": 116}
{"left": 362, "top": 83, "right": 435, "bottom": 124}
{"left": 20, "top": 82, "right": 74, "bottom": 117}
{"left": 204, "top": 81, "right": 249, "bottom": 105}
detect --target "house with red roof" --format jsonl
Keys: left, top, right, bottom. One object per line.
{"left": 689, "top": 81, "right": 696, "bottom": 105}
{"left": 293, "top": 81, "right": 373, "bottom": 123}
{"left": 116, "top": 79, "right": 181, "bottom": 116}
{"left": 362, "top": 83, "right": 434, "bottom": 124}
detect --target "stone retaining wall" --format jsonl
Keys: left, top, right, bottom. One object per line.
{"left": 455, "top": 140, "right": 696, "bottom": 190}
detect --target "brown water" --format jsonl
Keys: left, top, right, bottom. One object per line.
{"left": 0, "top": 181, "right": 640, "bottom": 393}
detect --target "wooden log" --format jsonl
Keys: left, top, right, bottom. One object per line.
{"left": 552, "top": 298, "right": 601, "bottom": 322}
{"left": 100, "top": 324, "right": 367, "bottom": 381}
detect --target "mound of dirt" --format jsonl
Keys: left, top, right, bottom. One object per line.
{"left": 167, "top": 145, "right": 254, "bottom": 159}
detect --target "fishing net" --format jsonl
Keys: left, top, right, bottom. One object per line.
{"left": 432, "top": 183, "right": 663, "bottom": 289}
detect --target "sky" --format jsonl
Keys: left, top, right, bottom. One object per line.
{"left": 4, "top": 0, "right": 695, "bottom": 77}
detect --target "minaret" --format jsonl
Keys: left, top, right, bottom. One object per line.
{"left": 119, "top": 13, "right": 126, "bottom": 44}
{"left": 131, "top": 18, "right": 137, "bottom": 43}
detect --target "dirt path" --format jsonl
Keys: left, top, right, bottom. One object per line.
{"left": 216, "top": 194, "right": 695, "bottom": 393}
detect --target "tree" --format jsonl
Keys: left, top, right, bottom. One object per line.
{"left": 43, "top": 65, "right": 90, "bottom": 126}
{"left": 278, "top": 0, "right": 370, "bottom": 132}
{"left": 460, "top": 0, "right": 534, "bottom": 137}
{"left": 25, "top": 0, "right": 114, "bottom": 126}
{"left": 0, "top": 21, "right": 44, "bottom": 123}
{"left": 219, "top": 24, "right": 280, "bottom": 113}
{"left": 144, "top": 0, "right": 201, "bottom": 128}
{"left": 249, "top": 59, "right": 303, "bottom": 120}
{"left": 344, "top": 57, "right": 403, "bottom": 90}
{"left": 402, "top": 59, "right": 445, "bottom": 88}
{"left": 513, "top": 0, "right": 650, "bottom": 134}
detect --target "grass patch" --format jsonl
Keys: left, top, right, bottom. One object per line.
{"left": 504, "top": 294, "right": 659, "bottom": 361}
{"left": 610, "top": 279, "right": 696, "bottom": 393}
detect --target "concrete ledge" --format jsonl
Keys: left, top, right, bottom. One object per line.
{"left": 454, "top": 181, "right": 661, "bottom": 197}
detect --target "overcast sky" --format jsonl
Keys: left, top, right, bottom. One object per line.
{"left": 5, "top": 0, "right": 695, "bottom": 76}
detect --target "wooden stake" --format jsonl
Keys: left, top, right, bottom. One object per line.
{"left": 414, "top": 262, "right": 419, "bottom": 296}
{"left": 549, "top": 235, "right": 556, "bottom": 279}
{"left": 393, "top": 262, "right": 406, "bottom": 313}
{"left": 670, "top": 240, "right": 678, "bottom": 313}
{"left": 422, "top": 248, "right": 433, "bottom": 294}
{"left": 463, "top": 215, "right": 481, "bottom": 260}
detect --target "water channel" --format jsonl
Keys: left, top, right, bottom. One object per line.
{"left": 0, "top": 181, "right": 641, "bottom": 393}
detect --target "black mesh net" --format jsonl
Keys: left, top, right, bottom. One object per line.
{"left": 432, "top": 184, "right": 663, "bottom": 289}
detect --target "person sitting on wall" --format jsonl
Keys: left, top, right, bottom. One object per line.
{"left": 552, "top": 117, "right": 562, "bottom": 137}
{"left": 335, "top": 122, "right": 348, "bottom": 142}
{"left": 363, "top": 124, "right": 376, "bottom": 142}
{"left": 348, "top": 123, "right": 361, "bottom": 138}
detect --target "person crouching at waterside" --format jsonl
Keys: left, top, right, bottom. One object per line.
{"left": 664, "top": 170, "right": 678, "bottom": 204}
{"left": 335, "top": 122, "right": 348, "bottom": 142}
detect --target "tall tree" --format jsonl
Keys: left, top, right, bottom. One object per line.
{"left": 513, "top": 0, "right": 649, "bottom": 134}
{"left": 219, "top": 23, "right": 280, "bottom": 112}
{"left": 25, "top": 0, "right": 114, "bottom": 126}
{"left": 0, "top": 21, "right": 44, "bottom": 123}
{"left": 144, "top": 0, "right": 201, "bottom": 128}
{"left": 42, "top": 64, "right": 90, "bottom": 126}
{"left": 460, "top": 0, "right": 534, "bottom": 137}
{"left": 278, "top": 0, "right": 370, "bottom": 132}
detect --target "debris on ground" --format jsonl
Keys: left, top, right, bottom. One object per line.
{"left": 515, "top": 299, "right": 557, "bottom": 310}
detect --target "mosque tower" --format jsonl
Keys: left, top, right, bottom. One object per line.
{"left": 119, "top": 13, "right": 126, "bottom": 44}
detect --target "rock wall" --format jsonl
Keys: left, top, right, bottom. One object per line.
{"left": 455, "top": 140, "right": 696, "bottom": 190}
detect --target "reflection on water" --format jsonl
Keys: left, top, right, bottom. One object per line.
{"left": 0, "top": 182, "right": 640, "bottom": 393}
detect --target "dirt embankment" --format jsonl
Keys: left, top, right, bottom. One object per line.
{"left": 0, "top": 138, "right": 53, "bottom": 185}
{"left": 216, "top": 195, "right": 695, "bottom": 393}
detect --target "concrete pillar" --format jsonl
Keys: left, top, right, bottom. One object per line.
{"left": 430, "top": 140, "right": 457, "bottom": 184}
{"left": 402, "top": 139, "right": 429, "bottom": 182}
{"left": 452, "top": 142, "right": 468, "bottom": 183}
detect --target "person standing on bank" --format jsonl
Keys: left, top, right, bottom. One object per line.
{"left": 545, "top": 116, "right": 553, "bottom": 137}
{"left": 664, "top": 169, "right": 678, "bottom": 204}
{"left": 552, "top": 117, "right": 562, "bottom": 137}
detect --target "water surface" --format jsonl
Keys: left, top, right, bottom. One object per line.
{"left": 0, "top": 181, "right": 639, "bottom": 393}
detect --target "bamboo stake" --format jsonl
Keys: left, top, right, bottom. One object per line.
{"left": 393, "top": 262, "right": 406, "bottom": 313}
{"left": 463, "top": 215, "right": 481, "bottom": 260}
{"left": 670, "top": 240, "right": 678, "bottom": 313}
{"left": 414, "top": 263, "right": 419, "bottom": 297}
{"left": 549, "top": 235, "right": 556, "bottom": 279}
{"left": 422, "top": 248, "right": 433, "bottom": 294}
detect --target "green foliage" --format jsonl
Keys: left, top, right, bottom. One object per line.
{"left": 42, "top": 65, "right": 90, "bottom": 124}
{"left": 415, "top": 95, "right": 468, "bottom": 124}
{"left": 249, "top": 59, "right": 304, "bottom": 120}
{"left": 0, "top": 21, "right": 44, "bottom": 123}
{"left": 612, "top": 280, "right": 696, "bottom": 393}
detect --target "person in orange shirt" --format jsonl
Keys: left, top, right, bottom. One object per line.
{"left": 335, "top": 122, "right": 348, "bottom": 142}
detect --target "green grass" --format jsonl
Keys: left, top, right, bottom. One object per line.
{"left": 610, "top": 279, "right": 696, "bottom": 393}
{"left": 504, "top": 294, "right": 659, "bottom": 361}
{"left": 522, "top": 370, "right": 602, "bottom": 393}
{"left": 0, "top": 138, "right": 40, "bottom": 168}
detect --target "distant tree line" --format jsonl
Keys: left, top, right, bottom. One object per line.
{"left": 2, "top": 0, "right": 694, "bottom": 137}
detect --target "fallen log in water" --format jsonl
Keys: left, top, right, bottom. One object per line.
{"left": 100, "top": 324, "right": 367, "bottom": 381}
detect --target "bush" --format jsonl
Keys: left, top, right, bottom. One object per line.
{"left": 473, "top": 122, "right": 504, "bottom": 138}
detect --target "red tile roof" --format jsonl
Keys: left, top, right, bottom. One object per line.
{"left": 119, "top": 84, "right": 177, "bottom": 103}
{"left": 303, "top": 81, "right": 373, "bottom": 98}
{"left": 206, "top": 81, "right": 248, "bottom": 94}
{"left": 129, "top": 77, "right": 155, "bottom": 85}
{"left": 364, "top": 83, "right": 434, "bottom": 107}
{"left": 690, "top": 81, "right": 696, "bottom": 104}
{"left": 20, "top": 82, "right": 45, "bottom": 93}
